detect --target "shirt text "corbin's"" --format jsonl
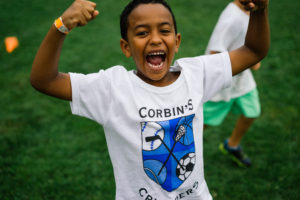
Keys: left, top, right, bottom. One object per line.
{"left": 139, "top": 99, "right": 193, "bottom": 119}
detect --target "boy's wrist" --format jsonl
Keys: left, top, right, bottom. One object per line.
{"left": 54, "top": 17, "right": 70, "bottom": 35}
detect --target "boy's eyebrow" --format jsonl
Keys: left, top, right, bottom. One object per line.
{"left": 160, "top": 22, "right": 172, "bottom": 27}
{"left": 134, "top": 22, "right": 172, "bottom": 30}
{"left": 134, "top": 24, "right": 149, "bottom": 30}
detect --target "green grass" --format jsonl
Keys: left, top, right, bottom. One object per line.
{"left": 0, "top": 0, "right": 299, "bottom": 199}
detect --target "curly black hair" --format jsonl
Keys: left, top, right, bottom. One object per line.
{"left": 120, "top": 0, "right": 177, "bottom": 41}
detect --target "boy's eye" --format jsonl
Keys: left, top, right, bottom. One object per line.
{"left": 136, "top": 31, "right": 148, "bottom": 36}
{"left": 160, "top": 29, "right": 171, "bottom": 34}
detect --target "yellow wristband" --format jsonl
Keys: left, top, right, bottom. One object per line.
{"left": 54, "top": 17, "right": 70, "bottom": 34}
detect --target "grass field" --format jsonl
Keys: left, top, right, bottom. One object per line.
{"left": 0, "top": 0, "right": 299, "bottom": 199}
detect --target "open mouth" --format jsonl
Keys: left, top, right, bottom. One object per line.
{"left": 146, "top": 51, "right": 166, "bottom": 70}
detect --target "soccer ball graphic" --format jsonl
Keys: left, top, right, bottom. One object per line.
{"left": 176, "top": 152, "right": 196, "bottom": 181}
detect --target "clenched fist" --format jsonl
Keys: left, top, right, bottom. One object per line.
{"left": 61, "top": 0, "right": 99, "bottom": 31}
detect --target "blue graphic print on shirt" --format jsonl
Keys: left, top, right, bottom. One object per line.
{"left": 141, "top": 114, "right": 196, "bottom": 192}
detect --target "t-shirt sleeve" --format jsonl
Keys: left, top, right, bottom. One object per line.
{"left": 69, "top": 70, "right": 112, "bottom": 125}
{"left": 202, "top": 52, "right": 232, "bottom": 102}
{"left": 174, "top": 52, "right": 232, "bottom": 103}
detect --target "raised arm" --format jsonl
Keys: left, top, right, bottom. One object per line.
{"left": 229, "top": 0, "right": 269, "bottom": 75}
{"left": 30, "top": 0, "right": 99, "bottom": 101}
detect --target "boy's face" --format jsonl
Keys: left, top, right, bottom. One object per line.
{"left": 120, "top": 3, "right": 181, "bottom": 86}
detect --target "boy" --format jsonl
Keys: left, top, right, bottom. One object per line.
{"left": 30, "top": 0, "right": 269, "bottom": 199}
{"left": 203, "top": 0, "right": 263, "bottom": 168}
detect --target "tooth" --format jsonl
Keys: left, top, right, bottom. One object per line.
{"left": 147, "top": 61, "right": 164, "bottom": 69}
{"left": 148, "top": 52, "right": 165, "bottom": 56}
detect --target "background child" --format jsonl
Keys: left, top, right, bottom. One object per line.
{"left": 30, "top": 0, "right": 269, "bottom": 199}
{"left": 203, "top": 0, "right": 264, "bottom": 168}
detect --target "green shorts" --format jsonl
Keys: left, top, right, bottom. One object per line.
{"left": 203, "top": 88, "right": 261, "bottom": 126}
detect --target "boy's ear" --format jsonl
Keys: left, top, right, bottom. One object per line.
{"left": 175, "top": 33, "right": 181, "bottom": 53}
{"left": 120, "top": 38, "right": 131, "bottom": 58}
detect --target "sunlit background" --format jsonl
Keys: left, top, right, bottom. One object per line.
{"left": 0, "top": 0, "right": 299, "bottom": 199}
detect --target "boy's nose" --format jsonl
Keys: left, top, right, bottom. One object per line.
{"left": 150, "top": 32, "right": 162, "bottom": 46}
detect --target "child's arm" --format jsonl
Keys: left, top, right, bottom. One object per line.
{"left": 229, "top": 0, "right": 269, "bottom": 75}
{"left": 210, "top": 51, "right": 261, "bottom": 71}
{"left": 30, "top": 0, "right": 99, "bottom": 101}
{"left": 251, "top": 62, "right": 261, "bottom": 70}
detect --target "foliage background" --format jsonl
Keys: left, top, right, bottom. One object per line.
{"left": 0, "top": 0, "right": 299, "bottom": 199}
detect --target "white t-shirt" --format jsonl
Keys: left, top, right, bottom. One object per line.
{"left": 205, "top": 2, "right": 256, "bottom": 102}
{"left": 69, "top": 52, "right": 232, "bottom": 200}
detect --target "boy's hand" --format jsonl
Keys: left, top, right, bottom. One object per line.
{"left": 61, "top": 0, "right": 99, "bottom": 31}
{"left": 239, "top": 0, "right": 269, "bottom": 12}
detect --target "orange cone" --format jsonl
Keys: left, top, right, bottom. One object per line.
{"left": 4, "top": 36, "right": 19, "bottom": 53}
